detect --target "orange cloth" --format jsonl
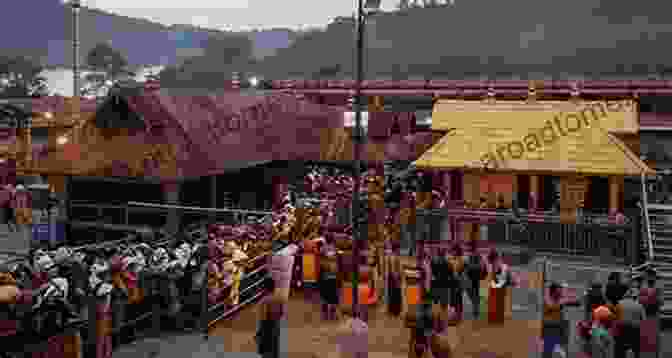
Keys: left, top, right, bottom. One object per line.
{"left": 342, "top": 284, "right": 377, "bottom": 305}
{"left": 406, "top": 285, "right": 421, "bottom": 306}
{"left": 593, "top": 305, "right": 615, "bottom": 322}
{"left": 544, "top": 301, "right": 563, "bottom": 321}
{"left": 62, "top": 333, "right": 81, "bottom": 358}
{"left": 15, "top": 207, "right": 31, "bottom": 225}
{"left": 303, "top": 254, "right": 319, "bottom": 283}
{"left": 606, "top": 303, "right": 623, "bottom": 321}
{"left": 451, "top": 256, "right": 465, "bottom": 274}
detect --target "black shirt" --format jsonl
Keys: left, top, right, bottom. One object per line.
{"left": 605, "top": 282, "right": 628, "bottom": 304}
{"left": 431, "top": 256, "right": 453, "bottom": 287}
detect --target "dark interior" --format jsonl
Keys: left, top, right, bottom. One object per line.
{"left": 587, "top": 176, "right": 610, "bottom": 213}
{"left": 516, "top": 175, "right": 530, "bottom": 210}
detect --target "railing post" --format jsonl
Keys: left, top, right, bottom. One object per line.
{"left": 96, "top": 206, "right": 104, "bottom": 242}
{"left": 630, "top": 210, "right": 642, "bottom": 266}
{"left": 201, "top": 269, "right": 209, "bottom": 340}
{"left": 86, "top": 293, "right": 97, "bottom": 358}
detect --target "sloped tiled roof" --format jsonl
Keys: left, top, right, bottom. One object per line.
{"left": 415, "top": 100, "right": 654, "bottom": 176}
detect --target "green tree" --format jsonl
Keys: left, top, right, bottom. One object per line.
{"left": 86, "top": 42, "right": 128, "bottom": 76}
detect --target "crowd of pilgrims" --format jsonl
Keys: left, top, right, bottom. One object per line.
{"left": 0, "top": 234, "right": 208, "bottom": 358}
{"left": 570, "top": 269, "right": 662, "bottom": 358}
{"left": 207, "top": 221, "right": 276, "bottom": 305}
{"left": 258, "top": 166, "right": 664, "bottom": 358}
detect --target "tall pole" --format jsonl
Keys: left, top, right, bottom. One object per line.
{"left": 71, "top": 0, "right": 81, "bottom": 98}
{"left": 351, "top": 0, "right": 365, "bottom": 319}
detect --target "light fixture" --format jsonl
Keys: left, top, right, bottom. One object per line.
{"left": 43, "top": 112, "right": 53, "bottom": 119}
{"left": 249, "top": 77, "right": 259, "bottom": 88}
{"left": 364, "top": 0, "right": 382, "bottom": 12}
{"left": 56, "top": 135, "right": 69, "bottom": 145}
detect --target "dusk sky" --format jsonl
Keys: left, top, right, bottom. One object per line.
{"left": 65, "top": 0, "right": 400, "bottom": 31}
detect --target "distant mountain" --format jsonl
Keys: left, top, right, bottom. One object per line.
{"left": 1, "top": 1, "right": 297, "bottom": 67}
{"left": 256, "top": 1, "right": 672, "bottom": 79}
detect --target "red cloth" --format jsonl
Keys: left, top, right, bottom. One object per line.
{"left": 0, "top": 188, "right": 12, "bottom": 207}
{"left": 32, "top": 272, "right": 49, "bottom": 289}
{"left": 394, "top": 112, "right": 414, "bottom": 136}
{"left": 639, "top": 287, "right": 658, "bottom": 306}
{"left": 367, "top": 111, "right": 394, "bottom": 138}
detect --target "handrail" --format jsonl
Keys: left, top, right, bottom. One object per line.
{"left": 641, "top": 173, "right": 655, "bottom": 262}
{"left": 127, "top": 201, "right": 273, "bottom": 216}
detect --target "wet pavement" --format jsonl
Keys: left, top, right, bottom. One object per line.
{"left": 110, "top": 253, "right": 669, "bottom": 358}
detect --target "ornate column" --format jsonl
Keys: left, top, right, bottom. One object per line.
{"left": 162, "top": 181, "right": 181, "bottom": 235}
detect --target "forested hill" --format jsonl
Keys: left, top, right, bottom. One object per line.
{"left": 256, "top": 0, "right": 672, "bottom": 79}
{"left": 1, "top": 0, "right": 297, "bottom": 67}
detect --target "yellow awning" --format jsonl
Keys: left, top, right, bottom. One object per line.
{"left": 416, "top": 100, "right": 653, "bottom": 176}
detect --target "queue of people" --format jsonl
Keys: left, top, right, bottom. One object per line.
{"left": 544, "top": 268, "right": 662, "bottom": 358}
{"left": 0, "top": 182, "right": 59, "bottom": 233}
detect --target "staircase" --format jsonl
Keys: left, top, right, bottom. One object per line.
{"left": 643, "top": 202, "right": 672, "bottom": 319}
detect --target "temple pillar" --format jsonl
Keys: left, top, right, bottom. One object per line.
{"left": 441, "top": 171, "right": 452, "bottom": 241}
{"left": 609, "top": 176, "right": 622, "bottom": 215}
{"left": 210, "top": 176, "right": 218, "bottom": 221}
{"left": 46, "top": 175, "right": 68, "bottom": 247}
{"left": 272, "top": 175, "right": 288, "bottom": 209}
{"left": 529, "top": 175, "right": 540, "bottom": 212}
{"left": 163, "top": 181, "right": 182, "bottom": 235}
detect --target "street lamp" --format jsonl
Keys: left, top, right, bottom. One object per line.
{"left": 56, "top": 135, "right": 69, "bottom": 146}
{"left": 71, "top": 0, "right": 81, "bottom": 98}
{"left": 350, "top": 0, "right": 381, "bottom": 319}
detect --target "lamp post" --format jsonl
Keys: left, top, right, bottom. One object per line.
{"left": 351, "top": 0, "right": 380, "bottom": 319}
{"left": 71, "top": 0, "right": 81, "bottom": 98}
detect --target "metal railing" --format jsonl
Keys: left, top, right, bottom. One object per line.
{"left": 641, "top": 173, "right": 655, "bottom": 262}
{"left": 68, "top": 200, "right": 273, "bottom": 233}
{"left": 417, "top": 208, "right": 639, "bottom": 264}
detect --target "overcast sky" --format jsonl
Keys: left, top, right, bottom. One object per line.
{"left": 69, "top": 0, "right": 399, "bottom": 31}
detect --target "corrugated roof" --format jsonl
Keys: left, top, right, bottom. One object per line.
{"left": 321, "top": 131, "right": 441, "bottom": 163}
{"left": 107, "top": 91, "right": 344, "bottom": 179}
{"left": 640, "top": 112, "right": 672, "bottom": 129}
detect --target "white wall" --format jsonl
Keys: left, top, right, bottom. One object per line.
{"left": 39, "top": 68, "right": 106, "bottom": 97}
